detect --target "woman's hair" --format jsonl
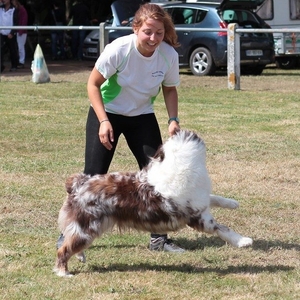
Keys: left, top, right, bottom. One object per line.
{"left": 132, "top": 3, "right": 180, "bottom": 48}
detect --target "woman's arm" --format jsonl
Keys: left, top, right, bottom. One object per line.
{"left": 87, "top": 67, "right": 114, "bottom": 149}
{"left": 162, "top": 85, "right": 180, "bottom": 136}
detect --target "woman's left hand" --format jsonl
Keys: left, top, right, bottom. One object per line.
{"left": 168, "top": 121, "right": 180, "bottom": 136}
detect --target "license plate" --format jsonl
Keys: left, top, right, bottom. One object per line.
{"left": 88, "top": 47, "right": 98, "bottom": 53}
{"left": 246, "top": 50, "right": 263, "bottom": 56}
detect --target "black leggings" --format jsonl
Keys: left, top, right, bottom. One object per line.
{"left": 84, "top": 107, "right": 162, "bottom": 175}
{"left": 0, "top": 34, "right": 19, "bottom": 69}
{"left": 84, "top": 107, "right": 166, "bottom": 240}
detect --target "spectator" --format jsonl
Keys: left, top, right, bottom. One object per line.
{"left": 68, "top": 0, "right": 90, "bottom": 60}
{"left": 0, "top": 0, "right": 19, "bottom": 72}
{"left": 11, "top": 0, "right": 28, "bottom": 69}
{"left": 50, "top": 0, "right": 66, "bottom": 60}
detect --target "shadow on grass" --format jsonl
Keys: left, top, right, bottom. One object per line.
{"left": 71, "top": 237, "right": 298, "bottom": 275}
{"left": 179, "top": 69, "right": 227, "bottom": 77}
{"left": 178, "top": 237, "right": 300, "bottom": 252}
{"left": 251, "top": 239, "right": 300, "bottom": 251}
{"left": 87, "top": 263, "right": 293, "bottom": 275}
{"left": 90, "top": 236, "right": 300, "bottom": 252}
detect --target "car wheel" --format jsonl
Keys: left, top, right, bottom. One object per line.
{"left": 189, "top": 47, "right": 216, "bottom": 76}
{"left": 275, "top": 57, "right": 297, "bottom": 69}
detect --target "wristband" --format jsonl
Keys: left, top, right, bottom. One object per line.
{"left": 168, "top": 117, "right": 180, "bottom": 125}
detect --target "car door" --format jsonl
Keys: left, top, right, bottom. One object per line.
{"left": 164, "top": 7, "right": 198, "bottom": 65}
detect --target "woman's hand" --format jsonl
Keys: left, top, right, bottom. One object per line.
{"left": 99, "top": 120, "right": 114, "bottom": 150}
{"left": 168, "top": 120, "right": 180, "bottom": 136}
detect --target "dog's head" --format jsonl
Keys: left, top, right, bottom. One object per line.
{"left": 146, "top": 130, "right": 207, "bottom": 197}
{"left": 149, "top": 129, "right": 205, "bottom": 166}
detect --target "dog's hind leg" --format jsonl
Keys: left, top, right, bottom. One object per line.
{"left": 190, "top": 209, "right": 253, "bottom": 248}
{"left": 54, "top": 235, "right": 92, "bottom": 277}
{"left": 210, "top": 194, "right": 239, "bottom": 210}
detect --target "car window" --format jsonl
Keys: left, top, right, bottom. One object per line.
{"left": 222, "top": 10, "right": 239, "bottom": 23}
{"left": 166, "top": 8, "right": 202, "bottom": 25}
{"left": 172, "top": 9, "right": 186, "bottom": 24}
{"left": 222, "top": 9, "right": 258, "bottom": 24}
{"left": 195, "top": 9, "right": 207, "bottom": 24}
{"left": 239, "top": 11, "right": 257, "bottom": 23}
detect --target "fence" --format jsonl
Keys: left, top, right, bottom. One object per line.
{"left": 1, "top": 25, "right": 300, "bottom": 89}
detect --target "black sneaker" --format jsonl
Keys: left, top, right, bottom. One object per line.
{"left": 17, "top": 63, "right": 24, "bottom": 69}
{"left": 149, "top": 237, "right": 185, "bottom": 253}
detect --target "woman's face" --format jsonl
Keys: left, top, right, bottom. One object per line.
{"left": 134, "top": 18, "right": 165, "bottom": 57}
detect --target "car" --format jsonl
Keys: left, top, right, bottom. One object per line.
{"left": 83, "top": 0, "right": 275, "bottom": 76}
{"left": 82, "top": 0, "right": 140, "bottom": 60}
{"left": 163, "top": 0, "right": 274, "bottom": 75}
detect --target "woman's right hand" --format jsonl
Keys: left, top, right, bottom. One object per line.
{"left": 99, "top": 120, "right": 114, "bottom": 150}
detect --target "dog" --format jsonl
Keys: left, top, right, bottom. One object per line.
{"left": 54, "top": 130, "right": 253, "bottom": 277}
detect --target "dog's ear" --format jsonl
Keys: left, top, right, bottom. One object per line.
{"left": 152, "top": 145, "right": 165, "bottom": 162}
{"left": 65, "top": 174, "right": 76, "bottom": 194}
{"left": 65, "top": 173, "right": 91, "bottom": 194}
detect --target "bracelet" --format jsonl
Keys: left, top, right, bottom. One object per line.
{"left": 168, "top": 117, "right": 180, "bottom": 125}
{"left": 100, "top": 119, "right": 109, "bottom": 124}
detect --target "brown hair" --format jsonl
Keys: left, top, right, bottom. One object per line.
{"left": 132, "top": 3, "right": 180, "bottom": 48}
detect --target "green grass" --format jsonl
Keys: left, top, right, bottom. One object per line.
{"left": 0, "top": 67, "right": 299, "bottom": 299}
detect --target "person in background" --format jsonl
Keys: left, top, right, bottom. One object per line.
{"left": 11, "top": 0, "right": 27, "bottom": 68}
{"left": 50, "top": 0, "right": 66, "bottom": 60}
{"left": 68, "top": 0, "right": 90, "bottom": 60}
{"left": 0, "top": 0, "right": 19, "bottom": 72}
{"left": 57, "top": 3, "right": 185, "bottom": 253}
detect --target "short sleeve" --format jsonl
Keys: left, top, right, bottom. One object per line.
{"left": 162, "top": 48, "right": 180, "bottom": 87}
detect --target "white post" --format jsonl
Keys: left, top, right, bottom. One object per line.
{"left": 99, "top": 22, "right": 109, "bottom": 54}
{"left": 227, "top": 23, "right": 240, "bottom": 90}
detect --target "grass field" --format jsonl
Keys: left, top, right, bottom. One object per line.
{"left": 0, "top": 64, "right": 299, "bottom": 299}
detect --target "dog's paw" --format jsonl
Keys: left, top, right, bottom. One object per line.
{"left": 237, "top": 237, "right": 253, "bottom": 248}
{"left": 53, "top": 267, "right": 74, "bottom": 277}
{"left": 225, "top": 198, "right": 239, "bottom": 209}
{"left": 76, "top": 252, "right": 86, "bottom": 263}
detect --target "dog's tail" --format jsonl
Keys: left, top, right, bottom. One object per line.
{"left": 65, "top": 173, "right": 91, "bottom": 194}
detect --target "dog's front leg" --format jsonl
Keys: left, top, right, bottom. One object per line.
{"left": 192, "top": 209, "right": 253, "bottom": 248}
{"left": 214, "top": 223, "right": 253, "bottom": 248}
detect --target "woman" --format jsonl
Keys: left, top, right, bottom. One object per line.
{"left": 58, "top": 3, "right": 184, "bottom": 252}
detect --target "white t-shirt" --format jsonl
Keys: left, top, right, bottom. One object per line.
{"left": 0, "top": 6, "right": 15, "bottom": 36}
{"left": 95, "top": 34, "right": 180, "bottom": 117}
